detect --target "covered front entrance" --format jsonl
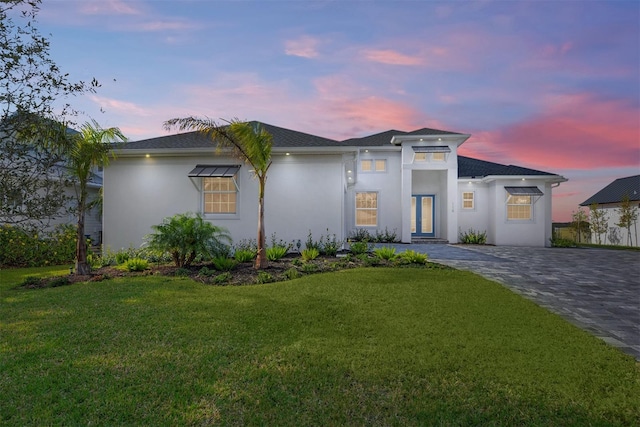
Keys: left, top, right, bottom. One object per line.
{"left": 411, "top": 194, "right": 435, "bottom": 237}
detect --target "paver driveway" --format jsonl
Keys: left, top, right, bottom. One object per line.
{"left": 384, "top": 244, "right": 640, "bottom": 360}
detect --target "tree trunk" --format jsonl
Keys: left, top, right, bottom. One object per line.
{"left": 75, "top": 209, "right": 90, "bottom": 275}
{"left": 75, "top": 186, "right": 90, "bottom": 275}
{"left": 254, "top": 178, "right": 268, "bottom": 269}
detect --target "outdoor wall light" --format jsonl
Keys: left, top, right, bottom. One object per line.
{"left": 145, "top": 154, "right": 150, "bottom": 158}
{"left": 285, "top": 152, "right": 290, "bottom": 156}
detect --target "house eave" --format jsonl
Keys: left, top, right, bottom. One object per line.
{"left": 475, "top": 174, "right": 568, "bottom": 184}
{"left": 391, "top": 134, "right": 471, "bottom": 147}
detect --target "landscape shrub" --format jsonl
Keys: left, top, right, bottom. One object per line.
{"left": 0, "top": 224, "right": 76, "bottom": 268}
{"left": 234, "top": 249, "right": 256, "bottom": 263}
{"left": 213, "top": 272, "right": 233, "bottom": 284}
{"left": 305, "top": 230, "right": 321, "bottom": 251}
{"left": 256, "top": 271, "right": 274, "bottom": 284}
{"left": 266, "top": 246, "right": 288, "bottom": 261}
{"left": 115, "top": 250, "right": 130, "bottom": 265}
{"left": 459, "top": 228, "right": 487, "bottom": 244}
{"left": 396, "top": 250, "right": 428, "bottom": 265}
{"left": 145, "top": 212, "right": 231, "bottom": 268}
{"left": 301, "top": 247, "right": 320, "bottom": 261}
{"left": 212, "top": 256, "right": 237, "bottom": 272}
{"left": 374, "top": 227, "right": 399, "bottom": 243}
{"left": 373, "top": 246, "right": 397, "bottom": 260}
{"left": 174, "top": 267, "right": 190, "bottom": 277}
{"left": 283, "top": 268, "right": 300, "bottom": 280}
{"left": 349, "top": 241, "right": 371, "bottom": 255}
{"left": 122, "top": 258, "right": 149, "bottom": 272}
{"left": 318, "top": 229, "right": 341, "bottom": 256}
{"left": 198, "top": 266, "right": 213, "bottom": 277}
{"left": 301, "top": 263, "right": 318, "bottom": 273}
{"left": 348, "top": 228, "right": 372, "bottom": 242}
{"left": 550, "top": 237, "right": 577, "bottom": 248}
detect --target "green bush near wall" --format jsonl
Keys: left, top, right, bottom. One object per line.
{"left": 0, "top": 224, "right": 76, "bottom": 267}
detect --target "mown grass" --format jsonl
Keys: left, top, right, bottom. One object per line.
{"left": 1, "top": 266, "right": 639, "bottom": 426}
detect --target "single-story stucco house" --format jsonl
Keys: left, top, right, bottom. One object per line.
{"left": 580, "top": 174, "right": 640, "bottom": 247}
{"left": 103, "top": 122, "right": 567, "bottom": 251}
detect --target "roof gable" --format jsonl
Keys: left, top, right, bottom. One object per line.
{"left": 580, "top": 175, "right": 640, "bottom": 206}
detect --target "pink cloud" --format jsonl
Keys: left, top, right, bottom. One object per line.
{"left": 460, "top": 93, "right": 639, "bottom": 170}
{"left": 361, "top": 49, "right": 424, "bottom": 66}
{"left": 284, "top": 36, "right": 320, "bottom": 58}
{"left": 89, "top": 95, "right": 152, "bottom": 117}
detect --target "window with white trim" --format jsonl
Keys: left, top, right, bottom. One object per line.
{"left": 462, "top": 192, "right": 474, "bottom": 209}
{"left": 355, "top": 192, "right": 378, "bottom": 226}
{"left": 204, "top": 177, "right": 237, "bottom": 214}
{"left": 360, "top": 159, "right": 386, "bottom": 172}
{"left": 506, "top": 194, "right": 532, "bottom": 220}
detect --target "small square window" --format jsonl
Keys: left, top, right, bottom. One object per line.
{"left": 462, "top": 192, "right": 474, "bottom": 209}
{"left": 432, "top": 152, "right": 445, "bottom": 161}
{"left": 374, "top": 159, "right": 386, "bottom": 172}
{"left": 360, "top": 160, "right": 373, "bottom": 172}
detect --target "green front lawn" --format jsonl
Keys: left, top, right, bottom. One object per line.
{"left": 1, "top": 267, "right": 639, "bottom": 426}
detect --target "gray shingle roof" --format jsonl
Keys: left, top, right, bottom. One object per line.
{"left": 341, "top": 127, "right": 462, "bottom": 147}
{"left": 580, "top": 175, "right": 640, "bottom": 205}
{"left": 120, "top": 121, "right": 559, "bottom": 178}
{"left": 121, "top": 121, "right": 342, "bottom": 150}
{"left": 457, "top": 156, "right": 555, "bottom": 178}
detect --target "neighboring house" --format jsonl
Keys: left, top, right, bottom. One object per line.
{"left": 103, "top": 122, "right": 567, "bottom": 251}
{"left": 580, "top": 175, "right": 640, "bottom": 247}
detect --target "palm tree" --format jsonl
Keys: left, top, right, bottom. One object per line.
{"left": 66, "top": 120, "right": 126, "bottom": 275}
{"left": 163, "top": 117, "right": 273, "bottom": 269}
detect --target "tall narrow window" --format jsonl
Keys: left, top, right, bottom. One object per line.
{"left": 462, "top": 192, "right": 474, "bottom": 209}
{"left": 355, "top": 192, "right": 378, "bottom": 226}
{"left": 506, "top": 194, "right": 532, "bottom": 220}
{"left": 204, "top": 177, "right": 237, "bottom": 214}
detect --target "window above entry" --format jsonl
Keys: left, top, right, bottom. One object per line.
{"left": 412, "top": 145, "right": 451, "bottom": 162}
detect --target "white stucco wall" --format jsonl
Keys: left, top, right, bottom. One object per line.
{"left": 103, "top": 153, "right": 345, "bottom": 251}
{"left": 347, "top": 150, "right": 402, "bottom": 238}
{"left": 457, "top": 181, "right": 490, "bottom": 241}
{"left": 488, "top": 179, "right": 552, "bottom": 247}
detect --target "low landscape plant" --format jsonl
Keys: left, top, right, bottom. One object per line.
{"left": 234, "top": 249, "right": 256, "bottom": 263}
{"left": 301, "top": 247, "right": 320, "bottom": 261}
{"left": 283, "top": 267, "right": 300, "bottom": 280}
{"left": 145, "top": 212, "right": 231, "bottom": 268}
{"left": 459, "top": 228, "right": 487, "bottom": 244}
{"left": 348, "top": 228, "right": 372, "bottom": 242}
{"left": 396, "top": 249, "right": 428, "bottom": 265}
{"left": 266, "top": 245, "right": 288, "bottom": 261}
{"left": 122, "top": 258, "right": 149, "bottom": 272}
{"left": 374, "top": 227, "right": 399, "bottom": 243}
{"left": 373, "top": 246, "right": 397, "bottom": 260}
{"left": 212, "top": 256, "right": 237, "bottom": 272}
{"left": 256, "top": 271, "right": 274, "bottom": 284}
{"left": 318, "top": 229, "right": 341, "bottom": 256}
{"left": 213, "top": 272, "right": 233, "bottom": 284}
{"left": 349, "top": 240, "right": 370, "bottom": 255}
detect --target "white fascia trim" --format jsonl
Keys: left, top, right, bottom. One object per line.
{"left": 390, "top": 134, "right": 471, "bottom": 147}
{"left": 480, "top": 175, "right": 568, "bottom": 184}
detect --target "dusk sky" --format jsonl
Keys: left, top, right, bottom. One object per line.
{"left": 33, "top": 0, "right": 639, "bottom": 222}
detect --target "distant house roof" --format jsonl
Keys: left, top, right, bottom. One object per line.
{"left": 119, "top": 120, "right": 560, "bottom": 179}
{"left": 580, "top": 175, "right": 640, "bottom": 206}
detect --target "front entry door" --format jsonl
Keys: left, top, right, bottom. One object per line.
{"left": 411, "top": 195, "right": 435, "bottom": 237}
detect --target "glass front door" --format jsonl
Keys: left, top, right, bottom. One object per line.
{"left": 411, "top": 195, "right": 435, "bottom": 237}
